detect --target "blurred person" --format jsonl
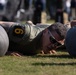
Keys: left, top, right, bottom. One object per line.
{"left": 0, "top": 0, "right": 7, "bottom": 20}
{"left": 33, "top": 0, "right": 46, "bottom": 24}
{"left": 47, "top": 0, "right": 56, "bottom": 19}
{"left": 0, "top": 0, "right": 7, "bottom": 10}
{"left": 71, "top": 0, "right": 76, "bottom": 20}
{"left": 55, "top": 0, "right": 64, "bottom": 24}
{"left": 64, "top": 0, "right": 71, "bottom": 21}
{"left": 23, "top": 0, "right": 33, "bottom": 21}
{"left": 65, "top": 20, "right": 76, "bottom": 56}
{"left": 1, "top": 0, "right": 23, "bottom": 21}
{"left": 41, "top": 0, "right": 47, "bottom": 24}
{"left": 15, "top": 0, "right": 34, "bottom": 22}
{"left": 41, "top": 0, "right": 46, "bottom": 11}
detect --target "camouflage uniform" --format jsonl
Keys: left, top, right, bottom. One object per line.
{"left": 0, "top": 21, "right": 49, "bottom": 55}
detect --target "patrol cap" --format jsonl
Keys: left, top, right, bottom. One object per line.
{"left": 48, "top": 22, "right": 68, "bottom": 40}
{"left": 65, "top": 26, "right": 76, "bottom": 56}
{"left": 0, "top": 25, "right": 9, "bottom": 56}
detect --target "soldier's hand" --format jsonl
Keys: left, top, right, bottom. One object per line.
{"left": 40, "top": 50, "right": 57, "bottom": 54}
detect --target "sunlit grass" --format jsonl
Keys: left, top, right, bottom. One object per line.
{"left": 0, "top": 50, "right": 76, "bottom": 75}
{"left": 47, "top": 19, "right": 55, "bottom": 24}
{"left": 0, "top": 20, "right": 75, "bottom": 75}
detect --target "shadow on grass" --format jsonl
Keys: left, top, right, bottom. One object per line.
{"left": 32, "top": 54, "right": 76, "bottom": 59}
{"left": 32, "top": 62, "right": 76, "bottom": 66}
{"left": 32, "top": 54, "right": 76, "bottom": 66}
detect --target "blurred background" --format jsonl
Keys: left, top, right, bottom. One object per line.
{"left": 0, "top": 0, "right": 76, "bottom": 24}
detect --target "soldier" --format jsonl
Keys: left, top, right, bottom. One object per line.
{"left": 0, "top": 21, "right": 68, "bottom": 56}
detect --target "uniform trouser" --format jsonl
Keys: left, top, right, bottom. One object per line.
{"left": 71, "top": 8, "right": 76, "bottom": 19}
{"left": 33, "top": 10, "right": 42, "bottom": 25}
{"left": 0, "top": 21, "right": 48, "bottom": 55}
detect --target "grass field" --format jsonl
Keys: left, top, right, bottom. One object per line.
{"left": 0, "top": 50, "right": 76, "bottom": 75}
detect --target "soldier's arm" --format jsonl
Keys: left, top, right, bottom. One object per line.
{"left": 0, "top": 21, "right": 18, "bottom": 26}
{"left": 0, "top": 21, "right": 20, "bottom": 32}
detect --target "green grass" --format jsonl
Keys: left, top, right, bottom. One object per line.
{"left": 0, "top": 20, "right": 75, "bottom": 75}
{"left": 47, "top": 19, "right": 55, "bottom": 24}
{"left": 0, "top": 50, "right": 76, "bottom": 75}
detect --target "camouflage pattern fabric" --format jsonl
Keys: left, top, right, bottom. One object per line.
{"left": 0, "top": 21, "right": 68, "bottom": 55}
{"left": 0, "top": 21, "right": 48, "bottom": 55}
